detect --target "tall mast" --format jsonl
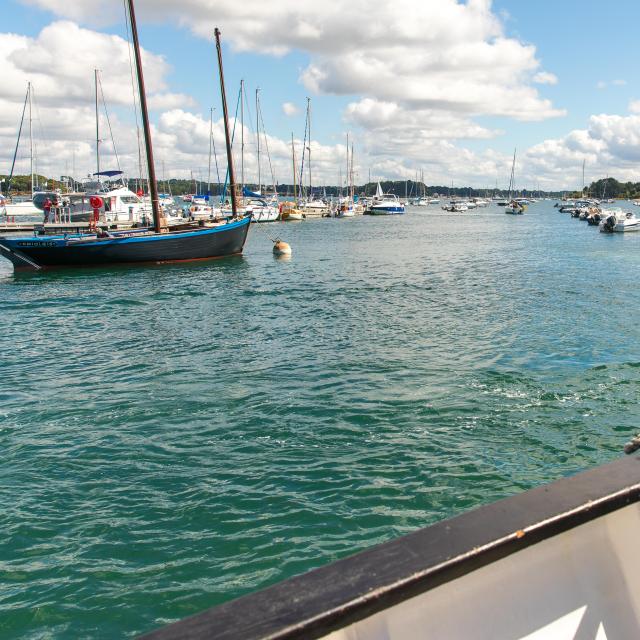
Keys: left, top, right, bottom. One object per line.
{"left": 508, "top": 148, "right": 516, "bottom": 200}
{"left": 95, "top": 69, "right": 100, "bottom": 179}
{"left": 29, "top": 82, "right": 33, "bottom": 196}
{"left": 582, "top": 158, "right": 585, "bottom": 196}
{"left": 307, "top": 97, "right": 311, "bottom": 200}
{"left": 7, "top": 84, "right": 30, "bottom": 195}
{"left": 351, "top": 142, "right": 355, "bottom": 201}
{"left": 207, "top": 107, "right": 213, "bottom": 194}
{"left": 291, "top": 132, "right": 296, "bottom": 199}
{"left": 215, "top": 28, "right": 238, "bottom": 216}
{"left": 240, "top": 79, "right": 244, "bottom": 200}
{"left": 345, "top": 132, "right": 349, "bottom": 200}
{"left": 256, "top": 88, "right": 261, "bottom": 193}
{"left": 126, "top": 0, "right": 163, "bottom": 231}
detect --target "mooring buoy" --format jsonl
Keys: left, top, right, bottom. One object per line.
{"left": 273, "top": 240, "right": 292, "bottom": 256}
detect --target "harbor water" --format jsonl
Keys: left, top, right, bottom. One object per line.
{"left": 2, "top": 202, "right": 640, "bottom": 637}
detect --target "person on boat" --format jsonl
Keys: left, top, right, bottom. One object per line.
{"left": 42, "top": 197, "right": 52, "bottom": 223}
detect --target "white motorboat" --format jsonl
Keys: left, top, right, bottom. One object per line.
{"left": 600, "top": 209, "right": 640, "bottom": 232}
{"left": 188, "top": 201, "right": 223, "bottom": 220}
{"left": 1, "top": 197, "right": 41, "bottom": 218}
{"left": 366, "top": 182, "right": 405, "bottom": 215}
{"left": 505, "top": 200, "right": 525, "bottom": 215}
{"left": 300, "top": 199, "right": 331, "bottom": 217}
{"left": 245, "top": 198, "right": 280, "bottom": 222}
{"left": 369, "top": 194, "right": 405, "bottom": 215}
{"left": 442, "top": 201, "right": 468, "bottom": 212}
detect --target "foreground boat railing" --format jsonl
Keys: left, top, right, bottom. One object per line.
{"left": 140, "top": 455, "right": 640, "bottom": 639}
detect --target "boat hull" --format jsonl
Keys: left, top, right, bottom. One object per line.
{"left": 369, "top": 206, "right": 405, "bottom": 215}
{"left": 0, "top": 216, "right": 251, "bottom": 269}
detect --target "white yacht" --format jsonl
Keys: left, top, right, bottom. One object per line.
{"left": 1, "top": 197, "right": 41, "bottom": 218}
{"left": 369, "top": 194, "right": 404, "bottom": 215}
{"left": 244, "top": 198, "right": 280, "bottom": 222}
{"left": 368, "top": 182, "right": 405, "bottom": 215}
{"left": 300, "top": 200, "right": 331, "bottom": 217}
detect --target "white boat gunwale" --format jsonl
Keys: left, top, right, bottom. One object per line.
{"left": 140, "top": 454, "right": 640, "bottom": 640}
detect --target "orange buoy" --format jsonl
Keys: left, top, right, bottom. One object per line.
{"left": 273, "top": 240, "right": 291, "bottom": 256}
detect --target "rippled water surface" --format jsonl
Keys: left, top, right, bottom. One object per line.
{"left": 2, "top": 203, "right": 640, "bottom": 637}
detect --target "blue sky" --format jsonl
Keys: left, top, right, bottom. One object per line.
{"left": 2, "top": 0, "right": 640, "bottom": 188}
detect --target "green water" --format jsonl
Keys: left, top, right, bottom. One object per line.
{"left": 2, "top": 203, "right": 639, "bottom": 637}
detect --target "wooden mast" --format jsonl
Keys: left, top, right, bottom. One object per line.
{"left": 215, "top": 28, "right": 238, "bottom": 216}
{"left": 126, "top": 0, "right": 165, "bottom": 232}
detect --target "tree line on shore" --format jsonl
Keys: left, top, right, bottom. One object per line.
{"left": 3, "top": 173, "right": 639, "bottom": 199}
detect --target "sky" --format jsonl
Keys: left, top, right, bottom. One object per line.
{"left": 1, "top": 0, "right": 640, "bottom": 191}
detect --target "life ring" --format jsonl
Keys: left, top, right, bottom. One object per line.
{"left": 89, "top": 196, "right": 104, "bottom": 209}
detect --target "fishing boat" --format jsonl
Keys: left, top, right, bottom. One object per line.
{"left": 0, "top": 5, "right": 250, "bottom": 271}
{"left": 368, "top": 183, "right": 405, "bottom": 215}
{"left": 141, "top": 450, "right": 640, "bottom": 640}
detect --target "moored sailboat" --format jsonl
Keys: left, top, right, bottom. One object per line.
{"left": 505, "top": 149, "right": 525, "bottom": 215}
{"left": 0, "top": 5, "right": 250, "bottom": 270}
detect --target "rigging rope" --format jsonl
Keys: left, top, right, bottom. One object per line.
{"left": 97, "top": 71, "right": 123, "bottom": 175}
{"left": 123, "top": 0, "right": 146, "bottom": 194}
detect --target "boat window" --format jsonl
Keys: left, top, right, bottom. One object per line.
{"left": 121, "top": 196, "right": 140, "bottom": 204}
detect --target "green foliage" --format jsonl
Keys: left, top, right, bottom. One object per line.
{"left": 587, "top": 177, "right": 640, "bottom": 199}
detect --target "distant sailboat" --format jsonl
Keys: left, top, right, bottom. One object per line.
{"left": 505, "top": 149, "right": 525, "bottom": 215}
{"left": 299, "top": 98, "right": 330, "bottom": 216}
{"left": 1, "top": 82, "right": 44, "bottom": 219}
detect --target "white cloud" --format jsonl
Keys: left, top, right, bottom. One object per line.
{"left": 524, "top": 113, "right": 640, "bottom": 187}
{"left": 629, "top": 100, "right": 640, "bottom": 114}
{"left": 612, "top": 79, "right": 627, "bottom": 86}
{"left": 533, "top": 71, "right": 558, "bottom": 85}
{"left": 23, "top": 0, "right": 563, "bottom": 123}
{"left": 9, "top": 0, "right": 572, "bottom": 188}
{"left": 282, "top": 102, "right": 300, "bottom": 117}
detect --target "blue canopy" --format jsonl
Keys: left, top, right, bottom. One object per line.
{"left": 93, "top": 170, "right": 123, "bottom": 177}
{"left": 242, "top": 186, "right": 263, "bottom": 198}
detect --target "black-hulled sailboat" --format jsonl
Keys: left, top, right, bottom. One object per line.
{"left": 0, "top": 4, "right": 249, "bottom": 271}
